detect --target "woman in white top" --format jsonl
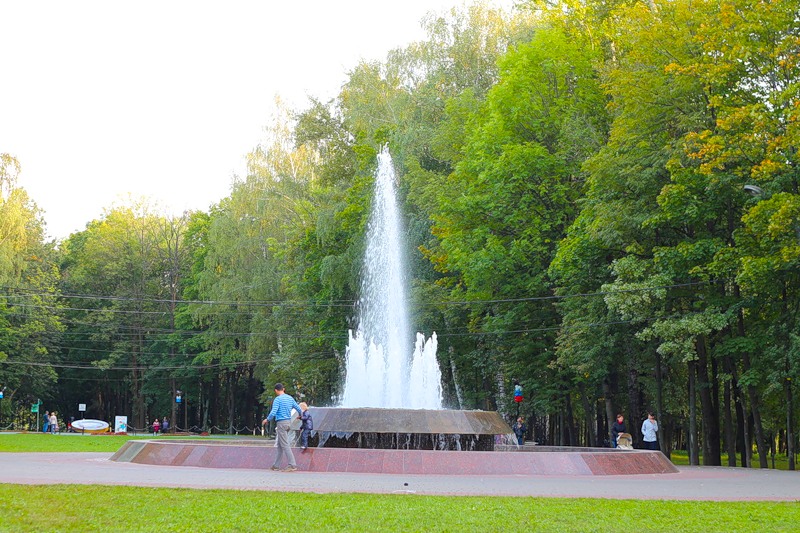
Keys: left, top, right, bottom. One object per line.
{"left": 641, "top": 412, "right": 658, "bottom": 450}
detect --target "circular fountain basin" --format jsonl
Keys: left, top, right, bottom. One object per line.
{"left": 311, "top": 407, "right": 513, "bottom": 451}
{"left": 110, "top": 438, "right": 678, "bottom": 476}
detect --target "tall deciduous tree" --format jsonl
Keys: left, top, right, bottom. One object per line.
{"left": 0, "top": 154, "right": 62, "bottom": 425}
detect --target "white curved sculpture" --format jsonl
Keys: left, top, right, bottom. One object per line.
{"left": 70, "top": 419, "right": 110, "bottom": 434}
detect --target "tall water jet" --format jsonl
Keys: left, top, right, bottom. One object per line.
{"left": 341, "top": 146, "right": 442, "bottom": 409}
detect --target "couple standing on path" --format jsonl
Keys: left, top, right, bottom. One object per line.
{"left": 611, "top": 412, "right": 659, "bottom": 450}
{"left": 42, "top": 411, "right": 59, "bottom": 434}
{"left": 266, "top": 383, "right": 312, "bottom": 472}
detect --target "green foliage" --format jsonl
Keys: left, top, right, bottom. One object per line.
{"left": 0, "top": 153, "right": 63, "bottom": 420}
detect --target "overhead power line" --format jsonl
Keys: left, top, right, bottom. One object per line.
{"left": 0, "top": 280, "right": 718, "bottom": 310}
{"left": 3, "top": 310, "right": 705, "bottom": 373}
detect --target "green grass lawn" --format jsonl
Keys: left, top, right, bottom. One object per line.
{"left": 0, "top": 432, "right": 212, "bottom": 453}
{"left": 2, "top": 433, "right": 798, "bottom": 531}
{"left": 670, "top": 450, "right": 794, "bottom": 470}
{"left": 0, "top": 484, "right": 797, "bottom": 532}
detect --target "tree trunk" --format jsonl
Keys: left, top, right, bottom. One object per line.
{"left": 696, "top": 336, "right": 721, "bottom": 465}
{"left": 131, "top": 349, "right": 143, "bottom": 429}
{"left": 579, "top": 383, "right": 596, "bottom": 447}
{"left": 565, "top": 393, "right": 577, "bottom": 446}
{"left": 227, "top": 372, "right": 236, "bottom": 434}
{"left": 735, "top": 284, "right": 768, "bottom": 467}
{"left": 729, "top": 358, "right": 750, "bottom": 467}
{"left": 211, "top": 373, "right": 221, "bottom": 431}
{"left": 786, "top": 377, "right": 796, "bottom": 470}
{"left": 655, "top": 350, "right": 666, "bottom": 455}
{"left": 712, "top": 355, "right": 721, "bottom": 452}
{"left": 722, "top": 348, "right": 742, "bottom": 467}
{"left": 627, "top": 347, "right": 642, "bottom": 447}
{"left": 688, "top": 360, "right": 699, "bottom": 465}
{"left": 244, "top": 365, "right": 258, "bottom": 433}
{"left": 603, "top": 379, "right": 615, "bottom": 447}
{"left": 742, "top": 369, "right": 768, "bottom": 466}
{"left": 723, "top": 371, "right": 737, "bottom": 466}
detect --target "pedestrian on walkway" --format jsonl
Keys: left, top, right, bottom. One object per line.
{"left": 266, "top": 383, "right": 302, "bottom": 471}
{"left": 512, "top": 417, "right": 527, "bottom": 446}
{"left": 641, "top": 412, "right": 659, "bottom": 450}
{"left": 611, "top": 414, "right": 626, "bottom": 448}
{"left": 299, "top": 402, "right": 313, "bottom": 450}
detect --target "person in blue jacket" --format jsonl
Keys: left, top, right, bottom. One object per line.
{"left": 299, "top": 402, "right": 313, "bottom": 450}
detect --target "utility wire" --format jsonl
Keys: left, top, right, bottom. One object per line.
{"left": 2, "top": 311, "right": 699, "bottom": 373}
{"left": 0, "top": 280, "right": 717, "bottom": 308}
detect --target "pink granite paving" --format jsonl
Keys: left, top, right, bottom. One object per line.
{"left": 112, "top": 439, "right": 678, "bottom": 476}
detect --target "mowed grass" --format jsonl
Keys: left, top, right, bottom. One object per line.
{"left": 0, "top": 484, "right": 798, "bottom": 533}
{"left": 1, "top": 434, "right": 798, "bottom": 531}
{"left": 670, "top": 450, "right": 793, "bottom": 470}
{"left": 0, "top": 432, "right": 203, "bottom": 453}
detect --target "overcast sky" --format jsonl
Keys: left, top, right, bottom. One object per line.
{"left": 1, "top": 1, "right": 510, "bottom": 240}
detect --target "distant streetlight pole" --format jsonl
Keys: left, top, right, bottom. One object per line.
{"left": 744, "top": 184, "right": 796, "bottom": 471}
{"left": 0, "top": 387, "right": 5, "bottom": 430}
{"left": 171, "top": 381, "right": 177, "bottom": 434}
{"left": 176, "top": 390, "right": 183, "bottom": 432}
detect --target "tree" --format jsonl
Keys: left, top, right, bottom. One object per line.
{"left": 0, "top": 154, "right": 62, "bottom": 426}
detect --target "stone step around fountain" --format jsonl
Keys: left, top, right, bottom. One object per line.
{"left": 313, "top": 407, "right": 510, "bottom": 434}
{"left": 111, "top": 439, "right": 679, "bottom": 476}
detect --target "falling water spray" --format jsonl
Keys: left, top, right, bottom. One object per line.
{"left": 341, "top": 146, "right": 442, "bottom": 408}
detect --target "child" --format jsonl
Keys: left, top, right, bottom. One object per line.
{"left": 512, "top": 416, "right": 527, "bottom": 446}
{"left": 299, "top": 402, "right": 313, "bottom": 450}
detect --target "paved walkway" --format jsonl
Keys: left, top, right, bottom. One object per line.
{"left": 0, "top": 452, "right": 798, "bottom": 501}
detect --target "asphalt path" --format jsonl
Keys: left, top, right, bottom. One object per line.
{"left": 0, "top": 452, "right": 798, "bottom": 501}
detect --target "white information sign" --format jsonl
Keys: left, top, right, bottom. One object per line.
{"left": 114, "top": 416, "right": 128, "bottom": 434}
{"left": 78, "top": 403, "right": 86, "bottom": 412}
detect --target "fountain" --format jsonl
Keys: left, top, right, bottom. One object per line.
{"left": 341, "top": 146, "right": 442, "bottom": 409}
{"left": 308, "top": 146, "right": 511, "bottom": 451}
{"left": 111, "top": 147, "right": 677, "bottom": 475}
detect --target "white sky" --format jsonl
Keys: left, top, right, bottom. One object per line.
{"left": 1, "top": 1, "right": 507, "bottom": 240}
